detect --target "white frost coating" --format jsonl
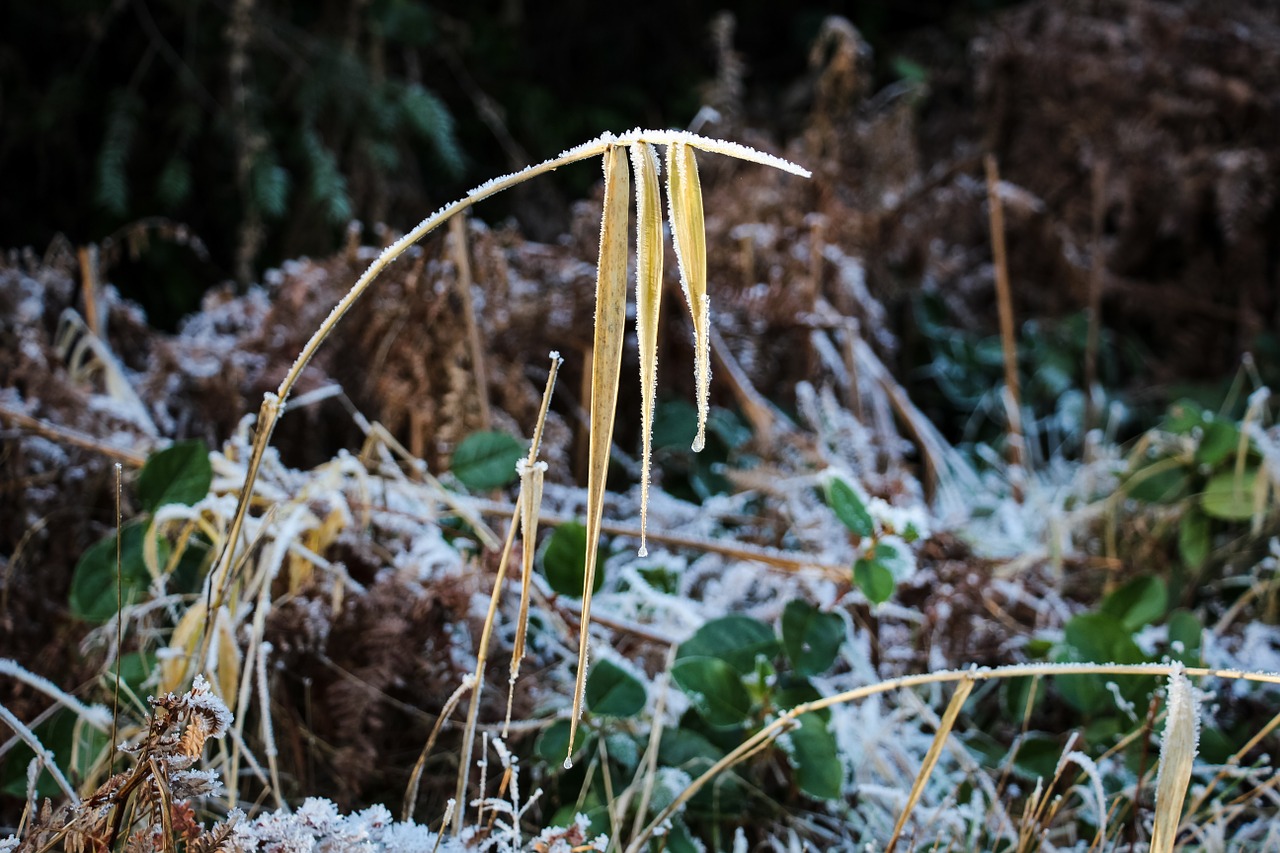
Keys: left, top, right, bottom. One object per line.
{"left": 0, "top": 658, "right": 112, "bottom": 730}
{"left": 1057, "top": 749, "right": 1108, "bottom": 841}
{"left": 186, "top": 673, "right": 234, "bottom": 737}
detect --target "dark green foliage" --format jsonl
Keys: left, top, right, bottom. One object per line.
{"left": 449, "top": 431, "right": 525, "bottom": 490}
{"left": 586, "top": 659, "right": 647, "bottom": 717}
{"left": 540, "top": 520, "right": 604, "bottom": 597}
{"left": 137, "top": 440, "right": 213, "bottom": 513}
{"left": 780, "top": 600, "right": 843, "bottom": 677}
{"left": 69, "top": 519, "right": 160, "bottom": 624}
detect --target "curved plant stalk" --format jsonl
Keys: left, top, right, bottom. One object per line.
{"left": 624, "top": 661, "right": 1280, "bottom": 853}
{"left": 631, "top": 141, "right": 664, "bottom": 557}
{"left": 568, "top": 145, "right": 630, "bottom": 767}
{"left": 666, "top": 142, "right": 711, "bottom": 453}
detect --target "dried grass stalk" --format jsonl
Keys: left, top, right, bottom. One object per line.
{"left": 568, "top": 145, "right": 631, "bottom": 765}
{"left": 630, "top": 141, "right": 663, "bottom": 557}
{"left": 885, "top": 675, "right": 975, "bottom": 853}
{"left": 666, "top": 141, "right": 711, "bottom": 453}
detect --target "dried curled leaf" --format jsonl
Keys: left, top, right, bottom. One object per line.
{"left": 630, "top": 141, "right": 664, "bottom": 557}
{"left": 568, "top": 145, "right": 630, "bottom": 764}
{"left": 666, "top": 141, "right": 710, "bottom": 452}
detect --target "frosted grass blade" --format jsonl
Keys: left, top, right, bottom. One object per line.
{"left": 1152, "top": 665, "right": 1200, "bottom": 853}
{"left": 631, "top": 141, "right": 663, "bottom": 557}
{"left": 666, "top": 142, "right": 710, "bottom": 452}
{"left": 568, "top": 146, "right": 630, "bottom": 765}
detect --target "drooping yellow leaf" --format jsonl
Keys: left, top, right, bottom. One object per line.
{"left": 666, "top": 141, "right": 710, "bottom": 452}
{"left": 630, "top": 141, "right": 663, "bottom": 557}
{"left": 568, "top": 144, "right": 630, "bottom": 766}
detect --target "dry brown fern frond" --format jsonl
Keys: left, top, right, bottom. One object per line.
{"left": 10, "top": 676, "right": 232, "bottom": 853}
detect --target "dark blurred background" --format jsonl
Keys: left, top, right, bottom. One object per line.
{"left": 0, "top": 0, "right": 1015, "bottom": 329}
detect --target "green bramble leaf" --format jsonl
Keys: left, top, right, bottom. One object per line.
{"left": 824, "top": 477, "right": 874, "bottom": 537}
{"left": 540, "top": 521, "right": 603, "bottom": 598}
{"left": 676, "top": 615, "right": 778, "bottom": 674}
{"left": 138, "top": 440, "right": 212, "bottom": 513}
{"left": 854, "top": 556, "right": 894, "bottom": 604}
{"left": 450, "top": 431, "right": 525, "bottom": 490}
{"left": 586, "top": 659, "right": 646, "bottom": 717}
{"left": 780, "top": 599, "right": 844, "bottom": 677}
{"left": 671, "top": 657, "right": 752, "bottom": 727}
{"left": 69, "top": 520, "right": 164, "bottom": 624}
{"left": 786, "top": 712, "right": 843, "bottom": 800}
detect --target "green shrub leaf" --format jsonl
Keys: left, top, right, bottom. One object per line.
{"left": 781, "top": 599, "right": 844, "bottom": 677}
{"left": 1125, "top": 462, "right": 1190, "bottom": 504}
{"left": 1101, "top": 575, "right": 1167, "bottom": 632}
{"left": 1201, "top": 468, "right": 1259, "bottom": 521}
{"left": 1178, "top": 508, "right": 1210, "bottom": 569}
{"left": 450, "top": 431, "right": 526, "bottom": 490}
{"left": 786, "top": 712, "right": 842, "bottom": 800}
{"left": 854, "top": 556, "right": 895, "bottom": 604}
{"left": 536, "top": 719, "right": 591, "bottom": 764}
{"left": 540, "top": 520, "right": 603, "bottom": 598}
{"left": 69, "top": 520, "right": 163, "bottom": 624}
{"left": 676, "top": 615, "right": 778, "bottom": 674}
{"left": 1195, "top": 419, "right": 1240, "bottom": 467}
{"left": 137, "top": 440, "right": 212, "bottom": 512}
{"left": 585, "top": 659, "right": 646, "bottom": 717}
{"left": 824, "top": 477, "right": 874, "bottom": 537}
{"left": 671, "top": 657, "right": 753, "bottom": 727}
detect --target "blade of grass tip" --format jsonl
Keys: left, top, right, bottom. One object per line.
{"left": 1151, "top": 665, "right": 1200, "bottom": 853}
{"left": 630, "top": 141, "right": 663, "bottom": 557}
{"left": 568, "top": 144, "right": 630, "bottom": 769}
{"left": 504, "top": 352, "right": 562, "bottom": 731}
{"left": 666, "top": 141, "right": 710, "bottom": 453}
{"left": 885, "top": 676, "right": 975, "bottom": 853}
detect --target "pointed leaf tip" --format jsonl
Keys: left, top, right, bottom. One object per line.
{"left": 568, "top": 144, "right": 630, "bottom": 756}
{"left": 666, "top": 142, "right": 711, "bottom": 453}
{"left": 631, "top": 140, "right": 664, "bottom": 556}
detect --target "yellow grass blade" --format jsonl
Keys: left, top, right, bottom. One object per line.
{"left": 666, "top": 141, "right": 710, "bottom": 452}
{"left": 1152, "top": 666, "right": 1200, "bottom": 853}
{"left": 568, "top": 145, "right": 631, "bottom": 766}
{"left": 630, "top": 141, "right": 663, "bottom": 557}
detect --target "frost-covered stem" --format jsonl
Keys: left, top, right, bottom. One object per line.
{"left": 404, "top": 675, "right": 475, "bottom": 822}
{"left": 0, "top": 659, "right": 111, "bottom": 731}
{"left": 452, "top": 502, "right": 522, "bottom": 837}
{"left": 625, "top": 661, "right": 1280, "bottom": 853}
{"left": 0, "top": 704, "right": 79, "bottom": 804}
